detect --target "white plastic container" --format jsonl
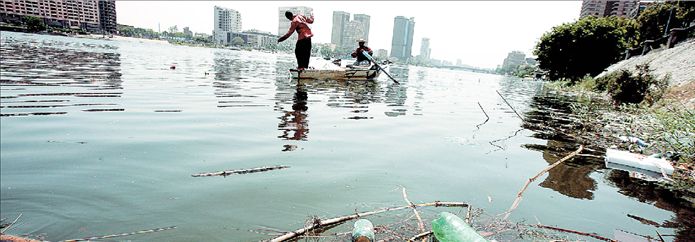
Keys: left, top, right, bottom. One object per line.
{"left": 605, "top": 148, "right": 674, "bottom": 175}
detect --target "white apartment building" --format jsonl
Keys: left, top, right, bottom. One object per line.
{"left": 213, "top": 6, "right": 241, "bottom": 45}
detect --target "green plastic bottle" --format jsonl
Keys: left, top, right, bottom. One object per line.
{"left": 432, "top": 212, "right": 488, "bottom": 242}
{"left": 352, "top": 219, "right": 375, "bottom": 242}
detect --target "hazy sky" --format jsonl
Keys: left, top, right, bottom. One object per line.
{"left": 116, "top": 1, "right": 582, "bottom": 69}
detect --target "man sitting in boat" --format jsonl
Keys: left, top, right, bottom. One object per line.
{"left": 351, "top": 39, "right": 373, "bottom": 66}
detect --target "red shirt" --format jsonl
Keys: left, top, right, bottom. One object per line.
{"left": 280, "top": 15, "right": 314, "bottom": 41}
{"left": 351, "top": 46, "right": 373, "bottom": 61}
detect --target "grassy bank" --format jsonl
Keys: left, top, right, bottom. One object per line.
{"left": 544, "top": 67, "right": 695, "bottom": 195}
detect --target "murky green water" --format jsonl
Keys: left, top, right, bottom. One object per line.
{"left": 1, "top": 31, "right": 692, "bottom": 241}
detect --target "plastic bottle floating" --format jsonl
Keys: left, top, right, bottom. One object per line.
{"left": 432, "top": 212, "right": 488, "bottom": 242}
{"left": 352, "top": 219, "right": 375, "bottom": 242}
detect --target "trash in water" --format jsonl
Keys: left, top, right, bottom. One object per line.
{"left": 617, "top": 135, "right": 649, "bottom": 148}
{"left": 432, "top": 212, "right": 488, "bottom": 242}
{"left": 352, "top": 219, "right": 375, "bottom": 242}
{"left": 605, "top": 149, "right": 676, "bottom": 182}
{"left": 605, "top": 149, "right": 674, "bottom": 175}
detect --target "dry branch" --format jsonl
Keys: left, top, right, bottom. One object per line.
{"left": 400, "top": 186, "right": 426, "bottom": 237}
{"left": 192, "top": 165, "right": 289, "bottom": 177}
{"left": 270, "top": 201, "right": 468, "bottom": 242}
{"left": 656, "top": 230, "right": 665, "bottom": 242}
{"left": 466, "top": 205, "right": 472, "bottom": 224}
{"left": 62, "top": 226, "right": 176, "bottom": 242}
{"left": 407, "top": 231, "right": 433, "bottom": 242}
{"left": 487, "top": 128, "right": 524, "bottom": 154}
{"left": 0, "top": 213, "right": 21, "bottom": 234}
{"left": 476, "top": 102, "right": 490, "bottom": 129}
{"left": 532, "top": 224, "right": 615, "bottom": 242}
{"left": 503, "top": 145, "right": 584, "bottom": 220}
{"left": 496, "top": 90, "right": 524, "bottom": 121}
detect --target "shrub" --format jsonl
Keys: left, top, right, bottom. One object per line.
{"left": 577, "top": 75, "right": 599, "bottom": 91}
{"left": 597, "top": 64, "right": 669, "bottom": 105}
{"left": 24, "top": 16, "right": 46, "bottom": 32}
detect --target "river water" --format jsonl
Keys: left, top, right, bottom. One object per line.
{"left": 1, "top": 31, "right": 692, "bottom": 241}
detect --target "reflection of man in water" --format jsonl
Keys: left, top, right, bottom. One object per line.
{"left": 278, "top": 86, "right": 309, "bottom": 151}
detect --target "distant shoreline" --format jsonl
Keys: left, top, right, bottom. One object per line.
{"left": 0, "top": 29, "right": 171, "bottom": 45}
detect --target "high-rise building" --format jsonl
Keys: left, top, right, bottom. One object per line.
{"left": 629, "top": 1, "right": 653, "bottom": 18}
{"left": 419, "top": 37, "right": 431, "bottom": 60}
{"left": 0, "top": 0, "right": 102, "bottom": 32}
{"left": 342, "top": 20, "right": 365, "bottom": 49}
{"left": 331, "top": 11, "right": 350, "bottom": 47}
{"left": 580, "top": 0, "right": 638, "bottom": 18}
{"left": 98, "top": 0, "right": 116, "bottom": 34}
{"left": 353, "top": 14, "right": 370, "bottom": 41}
{"left": 278, "top": 6, "right": 313, "bottom": 45}
{"left": 331, "top": 11, "right": 370, "bottom": 49}
{"left": 390, "top": 16, "right": 415, "bottom": 61}
{"left": 183, "top": 26, "right": 193, "bottom": 38}
{"left": 213, "top": 6, "right": 241, "bottom": 45}
{"left": 501, "top": 51, "right": 526, "bottom": 72}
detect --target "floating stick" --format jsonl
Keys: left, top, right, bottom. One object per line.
{"left": 192, "top": 165, "right": 289, "bottom": 177}
{"left": 476, "top": 102, "right": 490, "bottom": 129}
{"left": 496, "top": 90, "right": 524, "bottom": 121}
{"left": 270, "top": 201, "right": 468, "bottom": 242}
{"left": 502, "top": 145, "right": 583, "bottom": 220}
{"left": 63, "top": 226, "right": 176, "bottom": 242}
{"left": 400, "top": 186, "right": 425, "bottom": 237}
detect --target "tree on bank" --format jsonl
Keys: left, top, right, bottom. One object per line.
{"left": 534, "top": 16, "right": 638, "bottom": 81}
{"left": 24, "top": 16, "right": 46, "bottom": 32}
{"left": 231, "top": 37, "right": 245, "bottom": 46}
{"left": 637, "top": 2, "right": 695, "bottom": 43}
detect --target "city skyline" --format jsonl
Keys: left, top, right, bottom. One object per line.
{"left": 115, "top": 1, "right": 582, "bottom": 68}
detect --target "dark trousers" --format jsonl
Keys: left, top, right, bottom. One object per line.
{"left": 295, "top": 38, "right": 311, "bottom": 69}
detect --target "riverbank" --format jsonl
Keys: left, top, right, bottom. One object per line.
{"left": 598, "top": 39, "right": 695, "bottom": 108}
{"left": 0, "top": 234, "right": 40, "bottom": 242}
{"left": 544, "top": 38, "right": 695, "bottom": 196}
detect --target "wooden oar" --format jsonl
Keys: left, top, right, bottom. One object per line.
{"left": 362, "top": 50, "right": 399, "bottom": 84}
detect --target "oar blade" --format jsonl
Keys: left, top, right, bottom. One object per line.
{"left": 361, "top": 51, "right": 399, "bottom": 84}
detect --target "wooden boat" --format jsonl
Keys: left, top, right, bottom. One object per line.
{"left": 289, "top": 65, "right": 380, "bottom": 81}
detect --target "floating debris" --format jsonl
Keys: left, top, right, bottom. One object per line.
{"left": 270, "top": 201, "right": 469, "bottom": 242}
{"left": 496, "top": 90, "right": 524, "bottom": 121}
{"left": 503, "top": 145, "right": 584, "bottom": 220}
{"left": 63, "top": 226, "right": 176, "bottom": 242}
{"left": 475, "top": 102, "right": 490, "bottom": 129}
{"left": 191, "top": 165, "right": 290, "bottom": 177}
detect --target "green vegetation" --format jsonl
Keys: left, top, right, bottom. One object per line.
{"left": 548, "top": 64, "right": 693, "bottom": 191}
{"left": 534, "top": 16, "right": 638, "bottom": 82}
{"left": 594, "top": 64, "right": 669, "bottom": 105}
{"left": 535, "top": 2, "right": 694, "bottom": 83}
{"left": 653, "top": 107, "right": 695, "bottom": 191}
{"left": 512, "top": 64, "right": 537, "bottom": 78}
{"left": 24, "top": 16, "right": 46, "bottom": 32}
{"left": 637, "top": 2, "right": 695, "bottom": 43}
{"left": 547, "top": 64, "right": 669, "bottom": 106}
{"left": 117, "top": 24, "right": 159, "bottom": 39}
{"left": 231, "top": 36, "right": 245, "bottom": 46}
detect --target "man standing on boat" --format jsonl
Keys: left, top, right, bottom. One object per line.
{"left": 278, "top": 11, "right": 314, "bottom": 71}
{"left": 351, "top": 39, "right": 373, "bottom": 66}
